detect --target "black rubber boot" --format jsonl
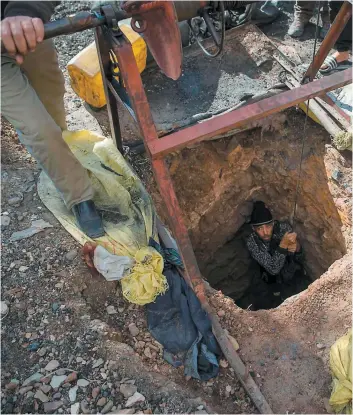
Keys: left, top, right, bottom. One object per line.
{"left": 72, "top": 200, "right": 105, "bottom": 239}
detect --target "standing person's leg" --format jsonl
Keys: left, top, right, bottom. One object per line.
{"left": 288, "top": 1, "right": 315, "bottom": 37}
{"left": 20, "top": 39, "right": 67, "bottom": 130}
{"left": 320, "top": 1, "right": 352, "bottom": 73}
{"left": 1, "top": 42, "right": 104, "bottom": 237}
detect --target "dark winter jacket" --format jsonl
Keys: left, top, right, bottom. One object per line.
{"left": 1, "top": 2, "right": 59, "bottom": 22}
{"left": 246, "top": 220, "right": 304, "bottom": 281}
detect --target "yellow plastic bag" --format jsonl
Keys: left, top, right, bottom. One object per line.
{"left": 38, "top": 130, "right": 157, "bottom": 257}
{"left": 329, "top": 330, "right": 352, "bottom": 414}
{"left": 38, "top": 130, "right": 170, "bottom": 305}
{"left": 121, "top": 247, "right": 168, "bottom": 306}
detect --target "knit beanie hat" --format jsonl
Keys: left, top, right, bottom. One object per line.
{"left": 250, "top": 201, "right": 273, "bottom": 226}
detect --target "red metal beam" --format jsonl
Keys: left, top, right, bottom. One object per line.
{"left": 148, "top": 68, "right": 352, "bottom": 159}
{"left": 302, "top": 1, "right": 352, "bottom": 83}
{"left": 112, "top": 33, "right": 273, "bottom": 415}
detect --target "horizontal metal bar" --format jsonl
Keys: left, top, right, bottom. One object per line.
{"left": 148, "top": 69, "right": 352, "bottom": 159}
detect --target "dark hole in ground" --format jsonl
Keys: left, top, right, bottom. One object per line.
{"left": 202, "top": 219, "right": 311, "bottom": 310}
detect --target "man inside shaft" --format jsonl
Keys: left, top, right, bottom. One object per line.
{"left": 246, "top": 201, "right": 309, "bottom": 309}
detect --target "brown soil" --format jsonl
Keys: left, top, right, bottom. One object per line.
{"left": 1, "top": 3, "right": 352, "bottom": 414}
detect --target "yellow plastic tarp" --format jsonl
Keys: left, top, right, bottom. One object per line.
{"left": 329, "top": 330, "right": 352, "bottom": 414}
{"left": 38, "top": 130, "right": 168, "bottom": 304}
{"left": 121, "top": 247, "right": 168, "bottom": 305}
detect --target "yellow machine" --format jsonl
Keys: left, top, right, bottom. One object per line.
{"left": 67, "top": 24, "right": 147, "bottom": 109}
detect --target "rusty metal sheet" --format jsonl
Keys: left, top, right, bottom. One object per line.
{"left": 123, "top": 1, "right": 182, "bottom": 80}
{"left": 147, "top": 68, "right": 352, "bottom": 159}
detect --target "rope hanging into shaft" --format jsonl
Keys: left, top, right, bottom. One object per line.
{"left": 291, "top": 1, "right": 321, "bottom": 229}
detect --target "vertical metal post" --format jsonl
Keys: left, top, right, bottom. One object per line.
{"left": 302, "top": 1, "right": 352, "bottom": 83}
{"left": 95, "top": 26, "right": 123, "bottom": 152}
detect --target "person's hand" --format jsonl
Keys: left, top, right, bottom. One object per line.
{"left": 279, "top": 232, "right": 297, "bottom": 249}
{"left": 287, "top": 242, "right": 297, "bottom": 253}
{"left": 1, "top": 16, "right": 44, "bottom": 64}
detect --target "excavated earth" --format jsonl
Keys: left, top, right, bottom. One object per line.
{"left": 1, "top": 2, "right": 352, "bottom": 415}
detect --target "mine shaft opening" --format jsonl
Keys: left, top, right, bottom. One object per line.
{"left": 201, "top": 219, "right": 312, "bottom": 310}
{"left": 168, "top": 112, "right": 348, "bottom": 311}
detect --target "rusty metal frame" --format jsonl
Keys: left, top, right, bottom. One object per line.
{"left": 104, "top": 3, "right": 352, "bottom": 411}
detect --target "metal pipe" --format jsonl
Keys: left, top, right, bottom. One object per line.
{"left": 302, "top": 1, "right": 352, "bottom": 83}
{"left": 0, "top": 11, "right": 107, "bottom": 53}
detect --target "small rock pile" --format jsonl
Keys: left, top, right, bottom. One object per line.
{"left": 2, "top": 359, "right": 150, "bottom": 414}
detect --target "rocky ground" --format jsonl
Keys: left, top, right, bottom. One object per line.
{"left": 1, "top": 2, "right": 351, "bottom": 415}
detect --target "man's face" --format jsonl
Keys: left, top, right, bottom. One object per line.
{"left": 253, "top": 222, "right": 274, "bottom": 241}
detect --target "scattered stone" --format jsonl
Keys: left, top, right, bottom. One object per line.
{"left": 92, "top": 358, "right": 104, "bottom": 369}
{"left": 0, "top": 215, "right": 11, "bottom": 227}
{"left": 106, "top": 305, "right": 118, "bottom": 315}
{"left": 27, "top": 342, "right": 40, "bottom": 352}
{"left": 101, "top": 400, "right": 114, "bottom": 414}
{"left": 219, "top": 359, "right": 228, "bottom": 368}
{"left": 217, "top": 309, "right": 225, "bottom": 317}
{"left": 40, "top": 385, "right": 52, "bottom": 394}
{"left": 97, "top": 397, "right": 107, "bottom": 407}
{"left": 120, "top": 384, "right": 138, "bottom": 399}
{"left": 92, "top": 387, "right": 100, "bottom": 399}
{"left": 69, "top": 386, "right": 78, "bottom": 402}
{"left": 225, "top": 385, "right": 232, "bottom": 393}
{"left": 38, "top": 347, "right": 47, "bottom": 357}
{"left": 1, "top": 301, "right": 9, "bottom": 319}
{"left": 227, "top": 333, "right": 239, "bottom": 351}
{"left": 41, "top": 376, "right": 51, "bottom": 384}
{"left": 26, "top": 391, "right": 35, "bottom": 399}
{"left": 77, "top": 378, "right": 90, "bottom": 387}
{"left": 71, "top": 403, "right": 80, "bottom": 414}
{"left": 65, "top": 372, "right": 78, "bottom": 383}
{"left": 128, "top": 323, "right": 139, "bottom": 337}
{"left": 56, "top": 368, "right": 66, "bottom": 376}
{"left": 76, "top": 357, "right": 83, "bottom": 363}
{"left": 125, "top": 392, "right": 146, "bottom": 408}
{"left": 80, "top": 400, "right": 90, "bottom": 414}
{"left": 8, "top": 196, "right": 22, "bottom": 206}
{"left": 50, "top": 375, "right": 67, "bottom": 388}
{"left": 65, "top": 249, "right": 77, "bottom": 261}
{"left": 5, "top": 378, "right": 19, "bottom": 390}
{"left": 248, "top": 327, "right": 253, "bottom": 332}
{"left": 43, "top": 400, "right": 64, "bottom": 414}
{"left": 45, "top": 360, "right": 60, "bottom": 371}
{"left": 34, "top": 389, "right": 49, "bottom": 403}
{"left": 52, "top": 302, "right": 60, "bottom": 313}
{"left": 22, "top": 372, "right": 42, "bottom": 386}
{"left": 144, "top": 347, "right": 152, "bottom": 359}
{"left": 317, "top": 343, "right": 326, "bottom": 349}
{"left": 19, "top": 386, "right": 33, "bottom": 395}
{"left": 197, "top": 405, "right": 204, "bottom": 410}
{"left": 117, "top": 409, "right": 135, "bottom": 414}
{"left": 53, "top": 392, "right": 62, "bottom": 400}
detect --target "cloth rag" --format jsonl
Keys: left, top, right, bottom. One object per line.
{"left": 146, "top": 268, "right": 221, "bottom": 381}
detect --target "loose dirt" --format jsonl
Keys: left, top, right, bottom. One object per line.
{"left": 1, "top": 2, "right": 351, "bottom": 415}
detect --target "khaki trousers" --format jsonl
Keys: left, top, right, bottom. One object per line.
{"left": 1, "top": 39, "right": 94, "bottom": 210}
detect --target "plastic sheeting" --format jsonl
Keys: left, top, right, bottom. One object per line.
{"left": 38, "top": 130, "right": 158, "bottom": 256}
{"left": 329, "top": 330, "right": 352, "bottom": 414}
